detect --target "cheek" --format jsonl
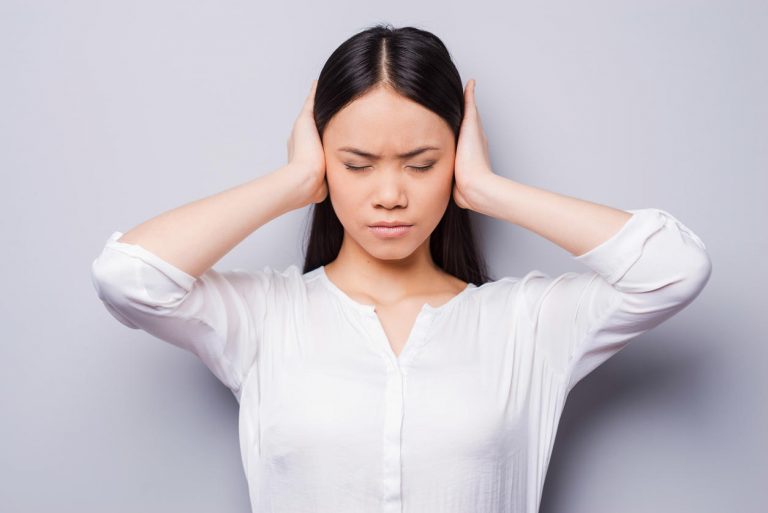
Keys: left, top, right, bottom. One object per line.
{"left": 326, "top": 169, "right": 361, "bottom": 223}
{"left": 423, "top": 169, "right": 454, "bottom": 208}
{"left": 403, "top": 176, "right": 452, "bottom": 231}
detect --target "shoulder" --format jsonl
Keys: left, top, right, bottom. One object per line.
{"left": 468, "top": 270, "right": 565, "bottom": 311}
{"left": 220, "top": 263, "right": 308, "bottom": 302}
{"left": 463, "top": 273, "right": 526, "bottom": 304}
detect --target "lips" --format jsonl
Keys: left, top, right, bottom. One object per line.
{"left": 368, "top": 224, "right": 413, "bottom": 239}
{"left": 369, "top": 221, "right": 413, "bottom": 227}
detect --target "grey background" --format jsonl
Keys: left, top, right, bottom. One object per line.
{"left": 2, "top": 1, "right": 765, "bottom": 511}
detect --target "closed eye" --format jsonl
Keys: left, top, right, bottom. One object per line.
{"left": 343, "top": 164, "right": 434, "bottom": 172}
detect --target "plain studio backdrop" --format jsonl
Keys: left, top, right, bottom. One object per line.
{"left": 1, "top": 1, "right": 765, "bottom": 512}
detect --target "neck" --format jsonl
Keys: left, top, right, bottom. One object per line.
{"left": 324, "top": 233, "right": 447, "bottom": 305}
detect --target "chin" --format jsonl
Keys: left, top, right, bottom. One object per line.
{"left": 352, "top": 233, "right": 412, "bottom": 258}
{"left": 363, "top": 244, "right": 416, "bottom": 261}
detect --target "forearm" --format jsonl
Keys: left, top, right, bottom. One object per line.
{"left": 117, "top": 165, "right": 310, "bottom": 278}
{"left": 466, "top": 174, "right": 632, "bottom": 257}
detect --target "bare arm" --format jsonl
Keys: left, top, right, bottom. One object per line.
{"left": 117, "top": 165, "right": 313, "bottom": 278}
{"left": 464, "top": 174, "right": 633, "bottom": 258}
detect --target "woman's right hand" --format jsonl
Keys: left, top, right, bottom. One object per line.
{"left": 285, "top": 79, "right": 328, "bottom": 205}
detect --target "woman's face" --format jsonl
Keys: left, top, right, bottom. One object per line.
{"left": 322, "top": 84, "right": 456, "bottom": 263}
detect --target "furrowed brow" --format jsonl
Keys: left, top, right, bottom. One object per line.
{"left": 337, "top": 146, "right": 440, "bottom": 160}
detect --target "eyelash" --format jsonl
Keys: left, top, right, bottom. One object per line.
{"left": 344, "top": 164, "right": 434, "bottom": 172}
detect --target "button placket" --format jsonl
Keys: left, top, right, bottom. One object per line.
{"left": 367, "top": 309, "right": 432, "bottom": 513}
{"left": 381, "top": 362, "right": 405, "bottom": 512}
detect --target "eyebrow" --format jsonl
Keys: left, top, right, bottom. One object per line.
{"left": 337, "top": 145, "right": 441, "bottom": 160}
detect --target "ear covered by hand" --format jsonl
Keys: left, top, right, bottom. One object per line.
{"left": 453, "top": 79, "right": 495, "bottom": 210}
{"left": 287, "top": 79, "right": 328, "bottom": 206}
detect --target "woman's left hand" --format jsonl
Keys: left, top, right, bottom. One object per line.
{"left": 453, "top": 79, "right": 496, "bottom": 210}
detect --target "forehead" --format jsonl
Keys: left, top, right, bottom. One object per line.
{"left": 323, "top": 86, "right": 452, "bottom": 149}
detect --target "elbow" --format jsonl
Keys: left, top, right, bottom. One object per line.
{"left": 606, "top": 209, "right": 712, "bottom": 310}
{"left": 664, "top": 245, "right": 712, "bottom": 306}
{"left": 658, "top": 212, "right": 713, "bottom": 304}
{"left": 91, "top": 254, "right": 121, "bottom": 305}
{"left": 671, "top": 211, "right": 713, "bottom": 301}
{"left": 90, "top": 248, "right": 190, "bottom": 313}
{"left": 685, "top": 246, "right": 712, "bottom": 299}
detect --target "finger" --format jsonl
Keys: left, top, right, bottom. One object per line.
{"left": 463, "top": 79, "right": 478, "bottom": 120}
{"left": 470, "top": 80, "right": 483, "bottom": 124}
{"left": 304, "top": 80, "right": 317, "bottom": 113}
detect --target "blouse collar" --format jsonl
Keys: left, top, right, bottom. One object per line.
{"left": 317, "top": 265, "right": 477, "bottom": 316}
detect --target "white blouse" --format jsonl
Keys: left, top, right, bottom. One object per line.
{"left": 90, "top": 207, "right": 711, "bottom": 513}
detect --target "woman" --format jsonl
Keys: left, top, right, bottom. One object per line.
{"left": 90, "top": 24, "right": 712, "bottom": 513}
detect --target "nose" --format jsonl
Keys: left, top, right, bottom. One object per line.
{"left": 372, "top": 167, "right": 408, "bottom": 209}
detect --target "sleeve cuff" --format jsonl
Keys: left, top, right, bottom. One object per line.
{"left": 103, "top": 231, "right": 198, "bottom": 291}
{"left": 572, "top": 208, "right": 668, "bottom": 285}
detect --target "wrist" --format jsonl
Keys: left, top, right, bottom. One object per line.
{"left": 272, "top": 165, "right": 315, "bottom": 210}
{"left": 462, "top": 172, "right": 505, "bottom": 216}
{"left": 281, "top": 164, "right": 329, "bottom": 208}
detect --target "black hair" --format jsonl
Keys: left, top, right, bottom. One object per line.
{"left": 302, "top": 23, "right": 493, "bottom": 286}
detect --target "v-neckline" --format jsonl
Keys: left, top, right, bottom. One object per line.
{"left": 317, "top": 265, "right": 477, "bottom": 365}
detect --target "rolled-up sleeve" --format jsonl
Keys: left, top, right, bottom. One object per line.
{"left": 90, "top": 231, "right": 272, "bottom": 401}
{"left": 520, "top": 208, "right": 713, "bottom": 392}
